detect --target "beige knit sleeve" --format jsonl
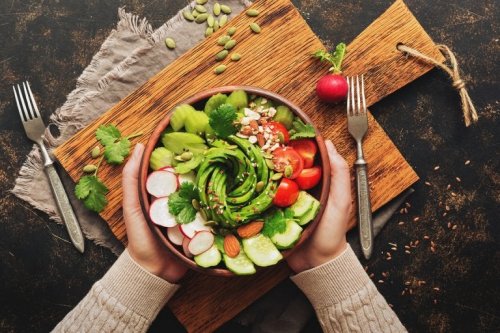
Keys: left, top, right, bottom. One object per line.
{"left": 291, "top": 245, "right": 406, "bottom": 333}
{"left": 52, "top": 249, "right": 179, "bottom": 333}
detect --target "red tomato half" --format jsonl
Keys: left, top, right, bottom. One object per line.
{"left": 289, "top": 139, "right": 317, "bottom": 168}
{"left": 296, "top": 166, "right": 322, "bottom": 190}
{"left": 273, "top": 178, "right": 299, "bottom": 207}
{"left": 272, "top": 147, "right": 304, "bottom": 179}
{"left": 267, "top": 121, "right": 290, "bottom": 144}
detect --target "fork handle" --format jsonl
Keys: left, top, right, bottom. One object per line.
{"left": 355, "top": 160, "right": 373, "bottom": 260}
{"left": 44, "top": 163, "right": 85, "bottom": 253}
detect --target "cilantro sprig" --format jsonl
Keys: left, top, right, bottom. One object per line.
{"left": 168, "top": 182, "right": 201, "bottom": 224}
{"left": 313, "top": 43, "right": 347, "bottom": 74}
{"left": 75, "top": 124, "right": 141, "bottom": 213}
{"left": 289, "top": 118, "right": 316, "bottom": 140}
{"left": 208, "top": 104, "right": 239, "bottom": 139}
{"left": 262, "top": 209, "right": 287, "bottom": 238}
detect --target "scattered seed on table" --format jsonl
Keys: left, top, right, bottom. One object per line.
{"left": 192, "top": 10, "right": 199, "bottom": 18}
{"left": 224, "top": 39, "right": 236, "bottom": 50}
{"left": 183, "top": 10, "right": 195, "bottom": 21}
{"left": 165, "top": 37, "right": 176, "bottom": 49}
{"left": 214, "top": 64, "right": 227, "bottom": 74}
{"left": 205, "top": 27, "right": 214, "bottom": 37}
{"left": 219, "top": 14, "right": 228, "bottom": 27}
{"left": 443, "top": 212, "right": 447, "bottom": 217}
{"left": 207, "top": 14, "right": 215, "bottom": 27}
{"left": 456, "top": 177, "right": 461, "bottom": 182}
{"left": 445, "top": 205, "right": 450, "bottom": 211}
{"left": 405, "top": 202, "right": 411, "bottom": 208}
{"left": 425, "top": 181, "right": 431, "bottom": 186}
{"left": 378, "top": 280, "right": 384, "bottom": 284}
{"left": 90, "top": 146, "right": 100, "bottom": 158}
{"left": 227, "top": 26, "right": 237, "bottom": 36}
{"left": 433, "top": 287, "right": 440, "bottom": 291}
{"left": 369, "top": 273, "right": 375, "bottom": 278}
{"left": 246, "top": 9, "right": 260, "bottom": 17}
{"left": 451, "top": 192, "right": 457, "bottom": 197}
{"left": 83, "top": 164, "right": 97, "bottom": 173}
{"left": 195, "top": 4, "right": 207, "bottom": 13}
{"left": 465, "top": 160, "right": 470, "bottom": 165}
{"left": 405, "top": 250, "right": 411, "bottom": 254}
{"left": 391, "top": 247, "right": 397, "bottom": 251}
{"left": 446, "top": 184, "right": 451, "bottom": 190}
{"left": 218, "top": 35, "right": 231, "bottom": 45}
{"left": 215, "top": 49, "right": 228, "bottom": 61}
{"left": 213, "top": 3, "right": 221, "bottom": 16}
{"left": 413, "top": 217, "right": 420, "bottom": 222}
{"left": 195, "top": 13, "right": 209, "bottom": 23}
{"left": 398, "top": 221, "right": 405, "bottom": 225}
{"left": 424, "top": 235, "right": 430, "bottom": 240}
{"left": 213, "top": 20, "right": 219, "bottom": 31}
{"left": 452, "top": 224, "right": 458, "bottom": 230}
{"left": 220, "top": 4, "right": 232, "bottom": 14}
{"left": 434, "top": 165, "right": 440, "bottom": 170}
{"left": 249, "top": 22, "right": 261, "bottom": 33}
{"left": 231, "top": 53, "right": 241, "bottom": 61}
{"left": 196, "top": 0, "right": 208, "bottom": 4}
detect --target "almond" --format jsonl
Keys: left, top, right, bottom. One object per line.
{"left": 223, "top": 234, "right": 240, "bottom": 258}
{"left": 257, "top": 133, "right": 266, "bottom": 147}
{"left": 249, "top": 120, "right": 259, "bottom": 130}
{"left": 240, "top": 126, "right": 253, "bottom": 136}
{"left": 237, "top": 221, "right": 264, "bottom": 238}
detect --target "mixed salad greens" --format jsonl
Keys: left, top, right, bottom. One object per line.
{"left": 146, "top": 90, "right": 323, "bottom": 274}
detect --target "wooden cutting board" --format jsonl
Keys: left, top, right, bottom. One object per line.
{"left": 54, "top": 0, "right": 443, "bottom": 331}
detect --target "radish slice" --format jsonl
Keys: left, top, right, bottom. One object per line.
{"left": 149, "top": 197, "right": 177, "bottom": 227}
{"left": 146, "top": 171, "right": 178, "bottom": 197}
{"left": 179, "top": 213, "right": 211, "bottom": 238}
{"left": 182, "top": 237, "right": 193, "bottom": 258}
{"left": 159, "top": 166, "right": 175, "bottom": 172}
{"left": 188, "top": 231, "right": 215, "bottom": 256}
{"left": 178, "top": 171, "right": 196, "bottom": 185}
{"left": 167, "top": 225, "right": 184, "bottom": 246}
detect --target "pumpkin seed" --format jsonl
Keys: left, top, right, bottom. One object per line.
{"left": 277, "top": 132, "right": 285, "bottom": 143}
{"left": 284, "top": 165, "right": 293, "bottom": 178}
{"left": 83, "top": 164, "right": 97, "bottom": 173}
{"left": 199, "top": 209, "right": 208, "bottom": 221}
{"left": 213, "top": 3, "right": 221, "bottom": 16}
{"left": 213, "top": 20, "right": 219, "bottom": 31}
{"left": 246, "top": 9, "right": 260, "bottom": 17}
{"left": 204, "top": 220, "right": 218, "bottom": 227}
{"left": 90, "top": 146, "right": 100, "bottom": 158}
{"left": 214, "top": 64, "right": 227, "bottom": 74}
{"left": 215, "top": 49, "right": 229, "bottom": 61}
{"left": 231, "top": 53, "right": 241, "bottom": 61}
{"left": 227, "top": 26, "right": 237, "bottom": 36}
{"left": 196, "top": 0, "right": 207, "bottom": 4}
{"left": 217, "top": 35, "right": 231, "bottom": 45}
{"left": 271, "top": 173, "right": 283, "bottom": 181}
{"left": 195, "top": 13, "right": 209, "bottom": 23}
{"left": 192, "top": 10, "right": 199, "bottom": 18}
{"left": 256, "top": 181, "right": 265, "bottom": 193}
{"left": 265, "top": 159, "right": 275, "bottom": 169}
{"left": 192, "top": 199, "right": 201, "bottom": 211}
{"left": 165, "top": 37, "right": 176, "bottom": 49}
{"left": 224, "top": 39, "right": 236, "bottom": 50}
{"left": 219, "top": 14, "right": 228, "bottom": 27}
{"left": 183, "top": 10, "right": 195, "bottom": 21}
{"left": 175, "top": 155, "right": 185, "bottom": 162}
{"left": 205, "top": 27, "right": 214, "bottom": 37}
{"left": 180, "top": 151, "right": 193, "bottom": 161}
{"left": 220, "top": 4, "right": 232, "bottom": 14}
{"left": 207, "top": 14, "right": 215, "bottom": 27}
{"left": 195, "top": 4, "right": 207, "bottom": 13}
{"left": 249, "top": 22, "right": 261, "bottom": 33}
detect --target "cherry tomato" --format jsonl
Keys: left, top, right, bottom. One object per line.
{"left": 289, "top": 139, "right": 317, "bottom": 168}
{"left": 273, "top": 178, "right": 299, "bottom": 207}
{"left": 272, "top": 147, "right": 304, "bottom": 179}
{"left": 296, "top": 166, "right": 322, "bottom": 190}
{"left": 267, "top": 121, "right": 290, "bottom": 144}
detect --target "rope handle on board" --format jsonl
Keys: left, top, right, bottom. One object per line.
{"left": 398, "top": 44, "right": 479, "bottom": 127}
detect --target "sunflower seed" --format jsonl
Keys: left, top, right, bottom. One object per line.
{"left": 224, "top": 39, "right": 236, "bottom": 50}
{"left": 207, "top": 14, "right": 215, "bottom": 27}
{"left": 90, "top": 146, "right": 100, "bottom": 158}
{"left": 183, "top": 10, "right": 195, "bottom": 21}
{"left": 246, "top": 9, "right": 260, "bottom": 17}
{"left": 227, "top": 26, "right": 237, "bottom": 36}
{"left": 213, "top": 2, "right": 221, "bottom": 16}
{"left": 231, "top": 53, "right": 241, "bottom": 61}
{"left": 219, "top": 14, "right": 228, "bottom": 27}
{"left": 195, "top": 13, "right": 209, "bottom": 23}
{"left": 249, "top": 22, "right": 261, "bottom": 33}
{"left": 195, "top": 4, "right": 207, "bottom": 13}
{"left": 220, "top": 4, "right": 232, "bottom": 14}
{"left": 83, "top": 164, "right": 97, "bottom": 173}
{"left": 205, "top": 27, "right": 214, "bottom": 37}
{"left": 196, "top": 0, "right": 207, "bottom": 4}
{"left": 218, "top": 35, "right": 231, "bottom": 45}
{"left": 165, "top": 38, "right": 176, "bottom": 49}
{"left": 215, "top": 49, "right": 229, "bottom": 61}
{"left": 214, "top": 65, "right": 227, "bottom": 74}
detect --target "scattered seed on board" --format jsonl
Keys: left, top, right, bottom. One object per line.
{"left": 219, "top": 14, "right": 228, "bottom": 26}
{"left": 83, "top": 164, "right": 97, "bottom": 173}
{"left": 213, "top": 3, "right": 221, "bottom": 16}
{"left": 246, "top": 9, "right": 260, "bottom": 17}
{"left": 207, "top": 15, "right": 215, "bottom": 27}
{"left": 227, "top": 26, "right": 237, "bottom": 36}
{"left": 205, "top": 27, "right": 214, "bottom": 37}
{"left": 218, "top": 35, "right": 231, "bottom": 45}
{"left": 195, "top": 5, "right": 207, "bottom": 13}
{"left": 195, "top": 13, "right": 209, "bottom": 23}
{"left": 231, "top": 53, "right": 241, "bottom": 61}
{"left": 192, "top": 10, "right": 199, "bottom": 18}
{"left": 213, "top": 20, "right": 219, "bottom": 31}
{"left": 224, "top": 39, "right": 237, "bottom": 50}
{"left": 249, "top": 22, "right": 261, "bottom": 33}
{"left": 183, "top": 10, "right": 195, "bottom": 21}
{"left": 214, "top": 65, "right": 227, "bottom": 74}
{"left": 215, "top": 50, "right": 229, "bottom": 61}
{"left": 165, "top": 38, "right": 176, "bottom": 49}
{"left": 220, "top": 4, "right": 232, "bottom": 14}
{"left": 90, "top": 146, "right": 100, "bottom": 158}
{"left": 196, "top": 0, "right": 207, "bottom": 4}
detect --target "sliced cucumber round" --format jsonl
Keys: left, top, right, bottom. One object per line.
{"left": 298, "top": 199, "right": 320, "bottom": 226}
{"left": 271, "top": 220, "right": 303, "bottom": 249}
{"left": 224, "top": 252, "right": 256, "bottom": 275}
{"left": 194, "top": 245, "right": 222, "bottom": 268}
{"left": 242, "top": 234, "right": 283, "bottom": 267}
{"left": 289, "top": 191, "right": 315, "bottom": 218}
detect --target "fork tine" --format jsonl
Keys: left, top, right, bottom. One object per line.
{"left": 356, "top": 75, "right": 361, "bottom": 116}
{"left": 13, "top": 85, "right": 27, "bottom": 122}
{"left": 22, "top": 82, "right": 36, "bottom": 119}
{"left": 346, "top": 76, "right": 351, "bottom": 116}
{"left": 350, "top": 76, "right": 355, "bottom": 116}
{"left": 25, "top": 82, "right": 41, "bottom": 119}
{"left": 16, "top": 84, "right": 31, "bottom": 121}
{"left": 361, "top": 74, "right": 367, "bottom": 114}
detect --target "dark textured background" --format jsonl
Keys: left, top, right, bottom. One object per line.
{"left": 0, "top": 0, "right": 498, "bottom": 332}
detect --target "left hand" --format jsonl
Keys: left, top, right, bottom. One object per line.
{"left": 122, "top": 144, "right": 187, "bottom": 283}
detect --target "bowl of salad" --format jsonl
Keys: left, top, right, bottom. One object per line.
{"left": 139, "top": 86, "right": 330, "bottom": 276}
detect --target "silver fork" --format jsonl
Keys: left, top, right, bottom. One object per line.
{"left": 13, "top": 82, "right": 85, "bottom": 253}
{"left": 347, "top": 75, "right": 373, "bottom": 260}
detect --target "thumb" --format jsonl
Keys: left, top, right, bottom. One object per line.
{"left": 325, "top": 140, "right": 351, "bottom": 213}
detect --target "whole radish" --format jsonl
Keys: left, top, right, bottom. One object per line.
{"left": 313, "top": 43, "right": 348, "bottom": 103}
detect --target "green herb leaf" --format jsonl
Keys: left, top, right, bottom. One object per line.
{"left": 208, "top": 104, "right": 238, "bottom": 138}
{"left": 262, "top": 209, "right": 287, "bottom": 238}
{"left": 168, "top": 183, "right": 200, "bottom": 224}
{"left": 284, "top": 208, "right": 294, "bottom": 219}
{"left": 179, "top": 182, "right": 200, "bottom": 201}
{"left": 289, "top": 118, "right": 316, "bottom": 140}
{"left": 176, "top": 206, "right": 197, "bottom": 224}
{"left": 75, "top": 175, "right": 109, "bottom": 213}
{"left": 313, "top": 42, "right": 347, "bottom": 74}
{"left": 104, "top": 138, "right": 131, "bottom": 165}
{"left": 96, "top": 125, "right": 121, "bottom": 146}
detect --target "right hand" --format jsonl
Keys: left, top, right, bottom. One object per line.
{"left": 286, "top": 140, "right": 353, "bottom": 273}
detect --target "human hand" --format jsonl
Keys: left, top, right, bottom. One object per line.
{"left": 287, "top": 140, "right": 353, "bottom": 273}
{"left": 122, "top": 144, "right": 187, "bottom": 283}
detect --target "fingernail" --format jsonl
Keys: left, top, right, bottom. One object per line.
{"left": 133, "top": 143, "right": 144, "bottom": 159}
{"left": 326, "top": 140, "right": 337, "bottom": 153}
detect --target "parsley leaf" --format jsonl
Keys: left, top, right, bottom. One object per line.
{"left": 289, "top": 118, "right": 316, "bottom": 140}
{"left": 104, "top": 138, "right": 131, "bottom": 165}
{"left": 75, "top": 175, "right": 109, "bottom": 213}
{"left": 313, "top": 43, "right": 347, "bottom": 74}
{"left": 96, "top": 125, "right": 121, "bottom": 146}
{"left": 262, "top": 209, "right": 287, "bottom": 238}
{"left": 208, "top": 104, "right": 238, "bottom": 139}
{"left": 168, "top": 183, "right": 200, "bottom": 224}
{"left": 284, "top": 208, "right": 295, "bottom": 219}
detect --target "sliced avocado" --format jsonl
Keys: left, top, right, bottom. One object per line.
{"left": 170, "top": 104, "right": 196, "bottom": 131}
{"left": 271, "top": 220, "right": 303, "bottom": 249}
{"left": 289, "top": 191, "right": 315, "bottom": 218}
{"left": 298, "top": 199, "right": 320, "bottom": 226}
{"left": 174, "top": 154, "right": 204, "bottom": 174}
{"left": 162, "top": 132, "right": 207, "bottom": 155}
{"left": 204, "top": 93, "right": 227, "bottom": 115}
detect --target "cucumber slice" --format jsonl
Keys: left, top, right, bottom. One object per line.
{"left": 149, "top": 147, "right": 174, "bottom": 170}
{"left": 170, "top": 104, "right": 196, "bottom": 131}
{"left": 271, "top": 220, "right": 303, "bottom": 249}
{"left": 194, "top": 245, "right": 222, "bottom": 268}
{"left": 226, "top": 90, "right": 248, "bottom": 109}
{"left": 185, "top": 110, "right": 209, "bottom": 134}
{"left": 298, "top": 199, "right": 320, "bottom": 226}
{"left": 289, "top": 191, "right": 315, "bottom": 218}
{"left": 204, "top": 93, "right": 227, "bottom": 115}
{"left": 242, "top": 234, "right": 283, "bottom": 267}
{"left": 224, "top": 252, "right": 256, "bottom": 275}
{"left": 273, "top": 105, "right": 294, "bottom": 129}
